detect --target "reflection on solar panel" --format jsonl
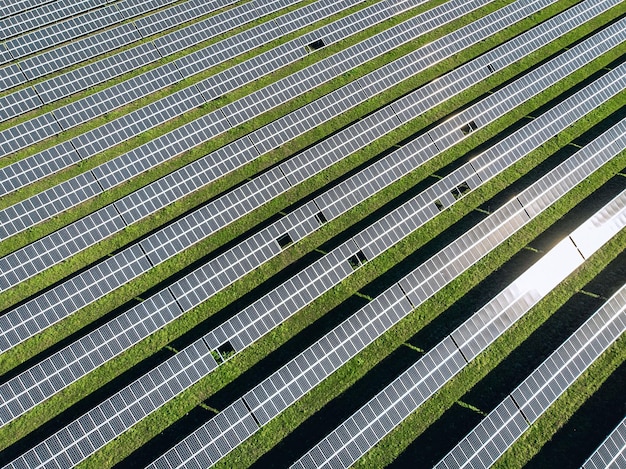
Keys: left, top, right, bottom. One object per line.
{"left": 582, "top": 416, "right": 626, "bottom": 469}
{"left": 436, "top": 280, "right": 626, "bottom": 469}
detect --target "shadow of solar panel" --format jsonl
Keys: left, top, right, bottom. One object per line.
{"left": 583, "top": 416, "right": 626, "bottom": 469}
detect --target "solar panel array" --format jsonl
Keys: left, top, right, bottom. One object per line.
{"left": 0, "top": 0, "right": 614, "bottom": 362}
{"left": 435, "top": 280, "right": 626, "bottom": 469}
{"left": 0, "top": 0, "right": 240, "bottom": 77}
{"left": 582, "top": 416, "right": 626, "bottom": 469}
{"left": 0, "top": 2, "right": 498, "bottom": 212}
{"left": 0, "top": 0, "right": 588, "bottom": 296}
{"left": 150, "top": 119, "right": 626, "bottom": 469}
{"left": 0, "top": 0, "right": 347, "bottom": 137}
{"left": 0, "top": 96, "right": 556, "bottom": 469}
{"left": 8, "top": 338, "right": 218, "bottom": 469}
{"left": 0, "top": 0, "right": 624, "bottom": 465}
{"left": 291, "top": 178, "right": 626, "bottom": 469}
{"left": 0, "top": 0, "right": 423, "bottom": 194}
{"left": 12, "top": 27, "right": 624, "bottom": 468}
{"left": 0, "top": 12, "right": 623, "bottom": 436}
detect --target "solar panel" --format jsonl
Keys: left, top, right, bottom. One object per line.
{"left": 54, "top": 60, "right": 182, "bottom": 130}
{"left": 140, "top": 167, "right": 293, "bottom": 265}
{"left": 20, "top": 22, "right": 140, "bottom": 81}
{"left": 71, "top": 85, "right": 207, "bottom": 159}
{"left": 151, "top": 0, "right": 263, "bottom": 56}
{"left": 0, "top": 289, "right": 182, "bottom": 426}
{"left": 0, "top": 141, "right": 79, "bottom": 198}
{"left": 569, "top": 182, "right": 626, "bottom": 258}
{"left": 0, "top": 205, "right": 125, "bottom": 293}
{"left": 0, "top": 62, "right": 28, "bottom": 93}
{"left": 35, "top": 41, "right": 162, "bottom": 105}
{"left": 0, "top": 42, "right": 15, "bottom": 65}
{"left": 0, "top": 112, "right": 60, "bottom": 158}
{"left": 0, "top": 0, "right": 105, "bottom": 40}
{"left": 0, "top": 245, "right": 151, "bottom": 353}
{"left": 0, "top": 0, "right": 57, "bottom": 20}
{"left": 5, "top": 339, "right": 217, "bottom": 469}
{"left": 116, "top": 0, "right": 180, "bottom": 19}
{"left": 4, "top": 5, "right": 123, "bottom": 60}
{"left": 0, "top": 170, "right": 101, "bottom": 242}
{"left": 149, "top": 398, "right": 259, "bottom": 469}
{"left": 0, "top": 86, "right": 42, "bottom": 122}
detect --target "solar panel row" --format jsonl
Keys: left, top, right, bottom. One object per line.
{"left": 0, "top": 0, "right": 293, "bottom": 114}
{"left": 291, "top": 151, "right": 626, "bottom": 469}
{"left": 7, "top": 68, "right": 624, "bottom": 469}
{"left": 583, "top": 416, "right": 626, "bottom": 469}
{"left": 0, "top": 0, "right": 299, "bottom": 141}
{"left": 0, "top": 0, "right": 59, "bottom": 21}
{"left": 7, "top": 338, "right": 218, "bottom": 469}
{"left": 436, "top": 278, "right": 626, "bottom": 469}
{"left": 149, "top": 115, "right": 626, "bottom": 469}
{"left": 0, "top": 0, "right": 594, "bottom": 362}
{"left": 5, "top": 4, "right": 123, "bottom": 59}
